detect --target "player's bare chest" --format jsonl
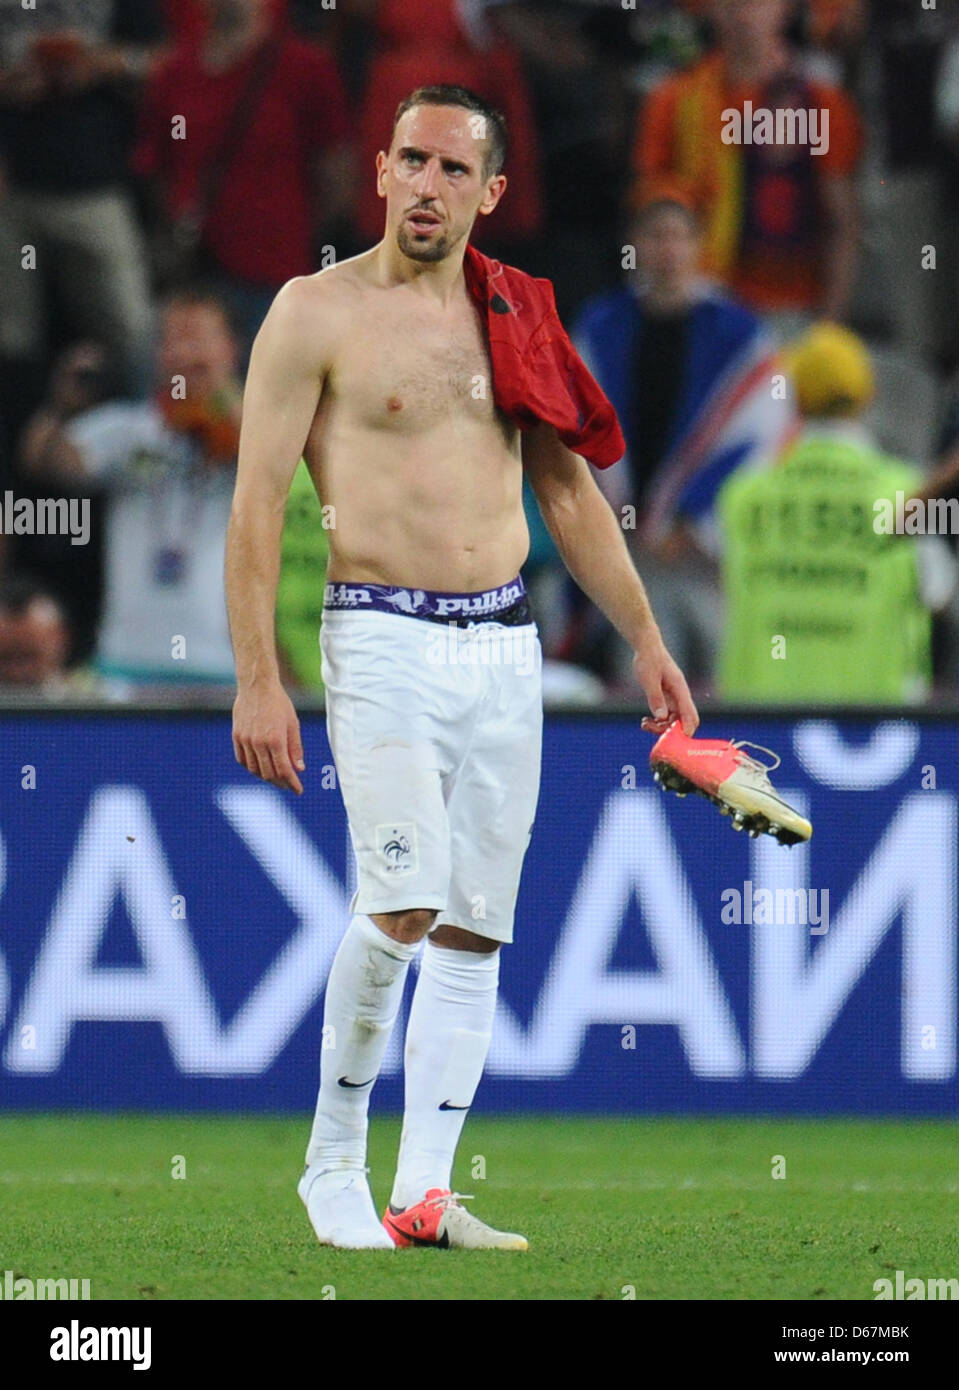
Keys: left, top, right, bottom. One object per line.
{"left": 331, "top": 301, "right": 496, "bottom": 431}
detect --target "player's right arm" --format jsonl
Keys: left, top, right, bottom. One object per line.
{"left": 227, "top": 278, "right": 331, "bottom": 795}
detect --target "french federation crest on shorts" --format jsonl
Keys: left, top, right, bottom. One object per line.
{"left": 376, "top": 822, "right": 418, "bottom": 875}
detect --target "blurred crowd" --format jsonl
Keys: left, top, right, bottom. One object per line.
{"left": 1, "top": 0, "right": 959, "bottom": 706}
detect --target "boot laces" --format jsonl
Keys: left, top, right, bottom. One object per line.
{"left": 425, "top": 1190, "right": 474, "bottom": 1211}
{"left": 731, "top": 740, "right": 781, "bottom": 776}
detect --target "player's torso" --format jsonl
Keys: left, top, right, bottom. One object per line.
{"left": 302, "top": 267, "right": 528, "bottom": 592}
{"left": 333, "top": 285, "right": 501, "bottom": 433}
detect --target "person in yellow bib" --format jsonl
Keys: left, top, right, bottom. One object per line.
{"left": 718, "top": 323, "right": 950, "bottom": 704}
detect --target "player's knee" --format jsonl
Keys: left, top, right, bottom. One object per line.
{"left": 429, "top": 923, "right": 501, "bottom": 953}
{"left": 370, "top": 907, "right": 437, "bottom": 943}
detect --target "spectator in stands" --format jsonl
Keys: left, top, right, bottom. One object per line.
{"left": 0, "top": 574, "right": 73, "bottom": 694}
{"left": 22, "top": 286, "right": 243, "bottom": 693}
{"left": 134, "top": 0, "right": 352, "bottom": 362}
{"left": 463, "top": 1, "right": 621, "bottom": 315}
{"left": 14, "top": 343, "right": 113, "bottom": 663}
{"left": 854, "top": 0, "right": 951, "bottom": 366}
{"left": 569, "top": 193, "right": 794, "bottom": 691}
{"left": 162, "top": 0, "right": 260, "bottom": 46}
{"left": 18, "top": 343, "right": 114, "bottom": 477}
{"left": 631, "top": 0, "right": 863, "bottom": 337}
{"left": 160, "top": 0, "right": 319, "bottom": 44}
{"left": 718, "top": 323, "right": 949, "bottom": 705}
{"left": 0, "top": 0, "right": 164, "bottom": 442}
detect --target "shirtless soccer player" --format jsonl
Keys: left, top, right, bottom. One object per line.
{"left": 226, "top": 84, "right": 699, "bottom": 1251}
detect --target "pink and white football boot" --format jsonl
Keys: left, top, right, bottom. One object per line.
{"left": 649, "top": 720, "right": 812, "bottom": 845}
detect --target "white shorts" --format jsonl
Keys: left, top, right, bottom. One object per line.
{"left": 320, "top": 607, "right": 543, "bottom": 944}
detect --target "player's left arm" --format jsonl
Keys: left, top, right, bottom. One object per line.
{"left": 523, "top": 420, "right": 699, "bottom": 735}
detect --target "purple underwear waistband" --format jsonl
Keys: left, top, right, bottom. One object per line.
{"left": 323, "top": 576, "right": 529, "bottom": 625}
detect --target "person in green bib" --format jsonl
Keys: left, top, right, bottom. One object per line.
{"left": 718, "top": 323, "right": 943, "bottom": 704}
{"left": 276, "top": 459, "right": 330, "bottom": 693}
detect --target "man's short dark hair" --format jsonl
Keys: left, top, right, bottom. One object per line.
{"left": 392, "top": 85, "right": 509, "bottom": 179}
{"left": 159, "top": 283, "right": 241, "bottom": 340}
{"left": 631, "top": 199, "right": 700, "bottom": 234}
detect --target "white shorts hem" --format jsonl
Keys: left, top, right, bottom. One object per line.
{"left": 430, "top": 914, "right": 514, "bottom": 946}
{"left": 352, "top": 893, "right": 448, "bottom": 917}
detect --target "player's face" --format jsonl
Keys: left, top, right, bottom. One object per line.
{"left": 377, "top": 105, "right": 506, "bottom": 264}
{"left": 157, "top": 304, "right": 237, "bottom": 399}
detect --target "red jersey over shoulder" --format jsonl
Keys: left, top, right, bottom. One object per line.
{"left": 463, "top": 244, "right": 625, "bottom": 469}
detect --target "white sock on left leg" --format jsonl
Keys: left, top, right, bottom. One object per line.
{"left": 305, "top": 914, "right": 422, "bottom": 1172}
{"left": 390, "top": 940, "right": 500, "bottom": 1211}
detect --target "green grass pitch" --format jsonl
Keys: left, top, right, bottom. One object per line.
{"left": 0, "top": 1113, "right": 955, "bottom": 1301}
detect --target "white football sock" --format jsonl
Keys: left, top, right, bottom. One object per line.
{"left": 305, "top": 914, "right": 422, "bottom": 1171}
{"left": 390, "top": 940, "right": 500, "bottom": 1210}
